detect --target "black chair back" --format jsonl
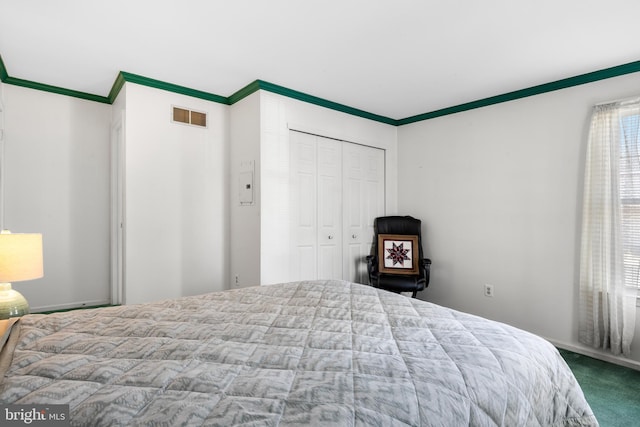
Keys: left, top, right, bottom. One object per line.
{"left": 367, "top": 215, "right": 431, "bottom": 297}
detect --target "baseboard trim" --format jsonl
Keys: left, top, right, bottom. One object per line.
{"left": 547, "top": 338, "right": 640, "bottom": 371}
{"left": 30, "top": 299, "right": 112, "bottom": 314}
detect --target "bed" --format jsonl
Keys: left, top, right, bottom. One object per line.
{"left": 0, "top": 280, "right": 597, "bottom": 426}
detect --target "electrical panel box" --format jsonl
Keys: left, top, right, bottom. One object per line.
{"left": 239, "top": 161, "right": 255, "bottom": 205}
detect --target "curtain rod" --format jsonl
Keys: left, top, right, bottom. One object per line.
{"left": 595, "top": 94, "right": 640, "bottom": 106}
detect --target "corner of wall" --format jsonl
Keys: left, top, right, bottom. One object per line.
{"left": 229, "top": 91, "right": 262, "bottom": 288}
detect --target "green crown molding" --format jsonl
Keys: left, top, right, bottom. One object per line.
{"left": 397, "top": 60, "right": 640, "bottom": 125}
{"left": 227, "top": 80, "right": 261, "bottom": 105}
{"left": 1, "top": 55, "right": 109, "bottom": 103}
{"left": 3, "top": 76, "right": 110, "bottom": 104}
{"left": 262, "top": 80, "right": 398, "bottom": 125}
{"left": 228, "top": 79, "right": 398, "bottom": 125}
{"left": 115, "top": 71, "right": 229, "bottom": 105}
{"left": 3, "top": 53, "right": 640, "bottom": 126}
{"left": 107, "top": 72, "right": 126, "bottom": 104}
{"left": 0, "top": 55, "right": 8, "bottom": 81}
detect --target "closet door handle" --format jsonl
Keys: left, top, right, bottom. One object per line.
{"left": 328, "top": 235, "right": 334, "bottom": 240}
{"left": 352, "top": 234, "right": 358, "bottom": 239}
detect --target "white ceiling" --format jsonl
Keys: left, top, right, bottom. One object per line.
{"left": 2, "top": 0, "right": 640, "bottom": 120}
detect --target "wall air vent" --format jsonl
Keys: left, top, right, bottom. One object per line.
{"left": 172, "top": 106, "right": 207, "bottom": 128}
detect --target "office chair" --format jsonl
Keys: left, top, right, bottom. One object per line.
{"left": 366, "top": 216, "right": 431, "bottom": 298}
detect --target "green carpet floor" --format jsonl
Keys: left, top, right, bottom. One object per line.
{"left": 559, "top": 349, "right": 640, "bottom": 426}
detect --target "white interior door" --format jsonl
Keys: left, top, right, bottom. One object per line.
{"left": 343, "top": 143, "right": 385, "bottom": 284}
{"left": 317, "top": 137, "right": 342, "bottom": 279}
{"left": 290, "top": 131, "right": 318, "bottom": 281}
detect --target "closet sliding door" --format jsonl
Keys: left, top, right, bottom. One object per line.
{"left": 289, "top": 130, "right": 384, "bottom": 284}
{"left": 343, "top": 142, "right": 385, "bottom": 284}
{"left": 290, "top": 132, "right": 318, "bottom": 281}
{"left": 317, "top": 137, "right": 343, "bottom": 280}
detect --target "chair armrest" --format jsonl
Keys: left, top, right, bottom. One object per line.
{"left": 421, "top": 258, "right": 432, "bottom": 288}
{"left": 366, "top": 255, "right": 378, "bottom": 286}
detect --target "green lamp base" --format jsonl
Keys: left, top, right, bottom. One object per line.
{"left": 0, "top": 283, "right": 30, "bottom": 319}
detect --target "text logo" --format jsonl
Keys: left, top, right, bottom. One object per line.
{"left": 1, "top": 405, "right": 70, "bottom": 426}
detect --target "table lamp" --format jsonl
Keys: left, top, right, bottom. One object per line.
{"left": 0, "top": 231, "right": 43, "bottom": 319}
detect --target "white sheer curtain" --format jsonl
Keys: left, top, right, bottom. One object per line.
{"left": 579, "top": 100, "right": 640, "bottom": 356}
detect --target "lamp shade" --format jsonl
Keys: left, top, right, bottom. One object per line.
{"left": 0, "top": 232, "right": 43, "bottom": 283}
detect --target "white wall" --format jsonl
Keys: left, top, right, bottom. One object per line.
{"left": 228, "top": 91, "right": 398, "bottom": 286}
{"left": 259, "top": 92, "right": 398, "bottom": 285}
{"left": 2, "top": 84, "right": 111, "bottom": 311}
{"left": 5, "top": 72, "right": 640, "bottom": 367}
{"left": 0, "top": 82, "right": 4, "bottom": 228}
{"left": 229, "top": 92, "right": 261, "bottom": 288}
{"left": 122, "top": 83, "right": 229, "bottom": 303}
{"left": 398, "top": 72, "right": 640, "bottom": 366}
{"left": 2, "top": 81, "right": 396, "bottom": 307}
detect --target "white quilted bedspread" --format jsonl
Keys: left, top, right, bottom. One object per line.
{"left": 0, "top": 280, "right": 597, "bottom": 426}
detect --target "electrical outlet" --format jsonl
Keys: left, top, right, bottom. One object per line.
{"left": 484, "top": 284, "right": 494, "bottom": 297}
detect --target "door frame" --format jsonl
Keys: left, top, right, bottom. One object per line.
{"left": 110, "top": 112, "right": 125, "bottom": 305}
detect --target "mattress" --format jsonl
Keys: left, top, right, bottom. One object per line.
{"left": 0, "top": 280, "right": 597, "bottom": 426}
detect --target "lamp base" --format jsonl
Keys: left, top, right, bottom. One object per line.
{"left": 0, "top": 283, "right": 30, "bottom": 319}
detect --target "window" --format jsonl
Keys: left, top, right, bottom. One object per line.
{"left": 579, "top": 99, "right": 639, "bottom": 356}
{"left": 619, "top": 113, "right": 640, "bottom": 289}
